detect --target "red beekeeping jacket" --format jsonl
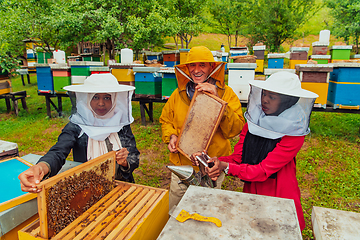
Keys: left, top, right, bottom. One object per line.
{"left": 219, "top": 123, "right": 305, "bottom": 231}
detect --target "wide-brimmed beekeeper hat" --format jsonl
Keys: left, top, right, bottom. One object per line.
{"left": 175, "top": 46, "right": 226, "bottom": 89}
{"left": 248, "top": 71, "right": 318, "bottom": 98}
{"left": 63, "top": 73, "right": 135, "bottom": 93}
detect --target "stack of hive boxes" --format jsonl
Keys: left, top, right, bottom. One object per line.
{"left": 133, "top": 67, "right": 162, "bottom": 98}
{"left": 295, "top": 64, "right": 333, "bottom": 108}
{"left": 162, "top": 50, "right": 180, "bottom": 67}
{"left": 69, "top": 61, "right": 104, "bottom": 85}
{"left": 227, "top": 63, "right": 257, "bottom": 102}
{"left": 159, "top": 68, "right": 177, "bottom": 99}
{"left": 311, "top": 29, "right": 331, "bottom": 64}
{"left": 328, "top": 63, "right": 360, "bottom": 109}
{"left": 330, "top": 45, "right": 353, "bottom": 63}
{"left": 289, "top": 47, "right": 309, "bottom": 69}
{"left": 144, "top": 51, "right": 163, "bottom": 64}
{"left": 90, "top": 66, "right": 110, "bottom": 75}
{"left": 267, "top": 53, "right": 285, "bottom": 69}
{"left": 109, "top": 63, "right": 144, "bottom": 87}
{"left": 253, "top": 45, "right": 265, "bottom": 73}
{"left": 179, "top": 49, "right": 190, "bottom": 64}
{"left": 35, "top": 63, "right": 54, "bottom": 94}
{"left": 51, "top": 64, "right": 71, "bottom": 94}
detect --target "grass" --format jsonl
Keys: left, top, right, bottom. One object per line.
{"left": 1, "top": 36, "right": 360, "bottom": 239}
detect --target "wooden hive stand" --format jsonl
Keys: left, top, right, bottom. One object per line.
{"left": 0, "top": 90, "right": 28, "bottom": 116}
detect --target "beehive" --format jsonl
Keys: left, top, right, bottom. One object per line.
{"left": 89, "top": 66, "right": 110, "bottom": 75}
{"left": 37, "top": 52, "right": 52, "bottom": 64}
{"left": 267, "top": 53, "right": 285, "bottom": 69}
{"left": 162, "top": 50, "right": 180, "bottom": 67}
{"left": 69, "top": 61, "right": 104, "bottom": 85}
{"left": 253, "top": 45, "right": 266, "bottom": 60}
{"left": 179, "top": 49, "right": 190, "bottom": 64}
{"left": 133, "top": 67, "right": 162, "bottom": 98}
{"left": 295, "top": 64, "right": 333, "bottom": 108}
{"left": 159, "top": 67, "right": 177, "bottom": 99}
{"left": 330, "top": 45, "right": 352, "bottom": 61}
{"left": 50, "top": 64, "right": 71, "bottom": 93}
{"left": 109, "top": 63, "right": 144, "bottom": 87}
{"left": 289, "top": 60, "right": 307, "bottom": 69}
{"left": 227, "top": 63, "right": 257, "bottom": 101}
{"left": 310, "top": 55, "right": 331, "bottom": 64}
{"left": 35, "top": 64, "right": 54, "bottom": 93}
{"left": 19, "top": 152, "right": 169, "bottom": 240}
{"left": 0, "top": 79, "right": 11, "bottom": 95}
{"left": 255, "top": 59, "right": 264, "bottom": 73}
{"left": 328, "top": 62, "right": 360, "bottom": 109}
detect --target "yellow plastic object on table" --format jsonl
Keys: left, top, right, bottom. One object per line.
{"left": 176, "top": 209, "right": 222, "bottom": 227}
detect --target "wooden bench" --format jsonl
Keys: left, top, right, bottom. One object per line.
{"left": 0, "top": 91, "right": 28, "bottom": 116}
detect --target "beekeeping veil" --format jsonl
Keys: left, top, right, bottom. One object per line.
{"left": 245, "top": 71, "right": 319, "bottom": 139}
{"left": 63, "top": 73, "right": 135, "bottom": 141}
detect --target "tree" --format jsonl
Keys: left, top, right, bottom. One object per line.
{"left": 208, "top": 0, "right": 251, "bottom": 49}
{"left": 0, "top": 0, "right": 73, "bottom": 57}
{"left": 246, "top": 0, "right": 319, "bottom": 52}
{"left": 326, "top": 0, "right": 360, "bottom": 53}
{"left": 167, "top": 0, "right": 205, "bottom": 49}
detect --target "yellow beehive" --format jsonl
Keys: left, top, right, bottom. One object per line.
{"left": 301, "top": 82, "right": 328, "bottom": 106}
{"left": 289, "top": 60, "right": 307, "bottom": 69}
{"left": 111, "top": 68, "right": 135, "bottom": 82}
{"left": 18, "top": 152, "right": 169, "bottom": 240}
{"left": 0, "top": 80, "right": 11, "bottom": 94}
{"left": 255, "top": 59, "right": 264, "bottom": 72}
{"left": 19, "top": 182, "right": 168, "bottom": 240}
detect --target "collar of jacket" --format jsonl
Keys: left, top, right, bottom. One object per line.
{"left": 177, "top": 77, "right": 226, "bottom": 105}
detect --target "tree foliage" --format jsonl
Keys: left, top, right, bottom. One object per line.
{"left": 326, "top": 0, "right": 360, "bottom": 53}
{"left": 246, "top": 0, "right": 320, "bottom": 52}
{"left": 208, "top": 0, "right": 251, "bottom": 49}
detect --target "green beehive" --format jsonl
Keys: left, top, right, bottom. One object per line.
{"left": 134, "top": 81, "right": 162, "bottom": 97}
{"left": 159, "top": 68, "right": 177, "bottom": 99}
{"left": 37, "top": 52, "right": 52, "bottom": 64}
{"left": 311, "top": 55, "right": 331, "bottom": 64}
{"left": 53, "top": 76, "right": 71, "bottom": 93}
{"left": 330, "top": 45, "right": 352, "bottom": 60}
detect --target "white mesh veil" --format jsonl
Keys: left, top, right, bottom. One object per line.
{"left": 245, "top": 72, "right": 318, "bottom": 139}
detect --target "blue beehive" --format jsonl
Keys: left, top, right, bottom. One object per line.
{"left": 35, "top": 64, "right": 54, "bottom": 93}
{"left": 133, "top": 67, "right": 162, "bottom": 98}
{"left": 267, "top": 53, "right": 285, "bottom": 69}
{"left": 328, "top": 63, "right": 360, "bottom": 109}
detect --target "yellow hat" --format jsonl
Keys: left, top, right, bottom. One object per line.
{"left": 175, "top": 46, "right": 225, "bottom": 89}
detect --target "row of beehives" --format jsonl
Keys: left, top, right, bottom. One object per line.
{"left": 227, "top": 62, "right": 360, "bottom": 110}
{"left": 34, "top": 62, "right": 178, "bottom": 100}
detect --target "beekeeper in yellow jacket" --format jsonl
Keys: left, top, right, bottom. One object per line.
{"left": 159, "top": 46, "right": 246, "bottom": 210}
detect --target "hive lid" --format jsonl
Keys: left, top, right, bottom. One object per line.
{"left": 350, "top": 54, "right": 360, "bottom": 59}
{"left": 158, "top": 67, "right": 175, "bottom": 74}
{"left": 158, "top": 186, "right": 302, "bottom": 239}
{"left": 253, "top": 45, "right": 266, "bottom": 50}
{"left": 162, "top": 50, "right": 180, "bottom": 54}
{"left": 0, "top": 140, "right": 18, "bottom": 152}
{"left": 267, "top": 53, "right": 286, "bottom": 58}
{"left": 133, "top": 67, "right": 160, "bottom": 72}
{"left": 331, "top": 62, "right": 360, "bottom": 67}
{"left": 330, "top": 45, "right": 353, "bottom": 50}
{"left": 68, "top": 61, "right": 104, "bottom": 66}
{"left": 290, "top": 47, "right": 310, "bottom": 52}
{"left": 34, "top": 63, "right": 50, "bottom": 67}
{"left": 227, "top": 63, "right": 257, "bottom": 69}
{"left": 50, "top": 63, "right": 70, "bottom": 70}
{"left": 310, "top": 55, "right": 331, "bottom": 59}
{"left": 312, "top": 42, "right": 330, "bottom": 47}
